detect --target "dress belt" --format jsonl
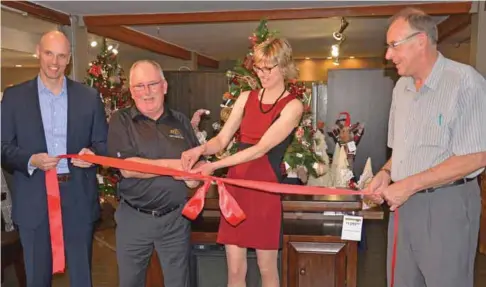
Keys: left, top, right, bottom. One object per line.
{"left": 122, "top": 199, "right": 181, "bottom": 217}
{"left": 417, "top": 177, "right": 476, "bottom": 193}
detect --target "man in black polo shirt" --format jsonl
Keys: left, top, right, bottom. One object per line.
{"left": 107, "top": 60, "right": 203, "bottom": 287}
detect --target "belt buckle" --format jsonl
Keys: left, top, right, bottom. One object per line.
{"left": 151, "top": 210, "right": 159, "bottom": 217}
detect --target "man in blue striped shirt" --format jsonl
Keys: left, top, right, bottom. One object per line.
{"left": 366, "top": 8, "right": 486, "bottom": 287}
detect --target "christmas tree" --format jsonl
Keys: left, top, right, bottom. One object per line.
{"left": 214, "top": 20, "right": 324, "bottom": 178}
{"left": 85, "top": 38, "right": 130, "bottom": 120}
{"left": 85, "top": 38, "right": 129, "bottom": 197}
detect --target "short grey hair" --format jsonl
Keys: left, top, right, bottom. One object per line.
{"left": 389, "top": 7, "right": 438, "bottom": 44}
{"left": 129, "top": 60, "right": 165, "bottom": 83}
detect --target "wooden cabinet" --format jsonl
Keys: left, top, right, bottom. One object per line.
{"left": 288, "top": 242, "right": 346, "bottom": 287}
{"left": 143, "top": 195, "right": 373, "bottom": 287}
{"left": 146, "top": 252, "right": 164, "bottom": 287}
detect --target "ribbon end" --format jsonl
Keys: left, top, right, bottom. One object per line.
{"left": 182, "top": 180, "right": 211, "bottom": 220}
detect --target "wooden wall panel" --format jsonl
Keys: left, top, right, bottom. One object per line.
{"left": 164, "top": 71, "right": 228, "bottom": 138}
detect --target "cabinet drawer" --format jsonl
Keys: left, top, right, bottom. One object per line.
{"left": 288, "top": 242, "right": 346, "bottom": 287}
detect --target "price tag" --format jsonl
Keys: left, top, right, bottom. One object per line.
{"left": 347, "top": 141, "right": 357, "bottom": 153}
{"left": 341, "top": 215, "right": 363, "bottom": 241}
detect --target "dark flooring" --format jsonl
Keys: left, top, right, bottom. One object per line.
{"left": 2, "top": 219, "right": 485, "bottom": 286}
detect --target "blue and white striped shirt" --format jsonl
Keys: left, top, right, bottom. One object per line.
{"left": 388, "top": 52, "right": 486, "bottom": 182}
{"left": 28, "top": 76, "right": 69, "bottom": 174}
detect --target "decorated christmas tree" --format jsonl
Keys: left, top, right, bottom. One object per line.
{"left": 85, "top": 38, "right": 130, "bottom": 120}
{"left": 84, "top": 38, "right": 129, "bottom": 197}
{"left": 213, "top": 20, "right": 324, "bottom": 178}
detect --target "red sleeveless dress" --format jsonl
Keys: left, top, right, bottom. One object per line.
{"left": 217, "top": 89, "right": 297, "bottom": 250}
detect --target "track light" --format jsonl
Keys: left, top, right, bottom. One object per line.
{"left": 333, "top": 17, "right": 349, "bottom": 41}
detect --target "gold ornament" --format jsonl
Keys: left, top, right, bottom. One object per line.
{"left": 220, "top": 107, "right": 232, "bottom": 122}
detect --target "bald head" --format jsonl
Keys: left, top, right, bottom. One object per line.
{"left": 36, "top": 30, "right": 71, "bottom": 81}
{"left": 39, "top": 30, "right": 71, "bottom": 53}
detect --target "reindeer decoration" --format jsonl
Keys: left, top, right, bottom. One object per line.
{"left": 327, "top": 112, "right": 365, "bottom": 169}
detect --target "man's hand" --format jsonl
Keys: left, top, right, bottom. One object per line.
{"left": 174, "top": 161, "right": 206, "bottom": 188}
{"left": 381, "top": 180, "right": 414, "bottom": 211}
{"left": 71, "top": 148, "right": 95, "bottom": 168}
{"left": 30, "top": 153, "right": 60, "bottom": 171}
{"left": 363, "top": 170, "right": 391, "bottom": 205}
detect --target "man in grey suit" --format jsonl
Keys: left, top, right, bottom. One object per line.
{"left": 1, "top": 30, "right": 108, "bottom": 287}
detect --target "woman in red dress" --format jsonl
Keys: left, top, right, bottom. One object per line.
{"left": 181, "top": 37, "right": 303, "bottom": 287}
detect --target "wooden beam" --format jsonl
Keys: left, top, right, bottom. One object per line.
{"left": 437, "top": 14, "right": 472, "bottom": 44}
{"left": 87, "top": 26, "right": 192, "bottom": 60}
{"left": 83, "top": 2, "right": 472, "bottom": 26}
{"left": 1, "top": 0, "right": 71, "bottom": 26}
{"left": 197, "top": 54, "right": 219, "bottom": 69}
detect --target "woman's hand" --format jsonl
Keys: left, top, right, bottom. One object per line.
{"left": 181, "top": 146, "right": 204, "bottom": 171}
{"left": 190, "top": 162, "right": 217, "bottom": 176}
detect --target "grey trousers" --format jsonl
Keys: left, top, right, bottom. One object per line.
{"left": 387, "top": 180, "right": 481, "bottom": 287}
{"left": 115, "top": 201, "right": 191, "bottom": 287}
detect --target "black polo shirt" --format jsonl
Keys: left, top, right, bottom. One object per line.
{"left": 107, "top": 105, "right": 200, "bottom": 210}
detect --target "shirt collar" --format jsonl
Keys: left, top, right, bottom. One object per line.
{"left": 129, "top": 105, "right": 172, "bottom": 122}
{"left": 405, "top": 52, "right": 445, "bottom": 92}
{"left": 37, "top": 75, "right": 68, "bottom": 96}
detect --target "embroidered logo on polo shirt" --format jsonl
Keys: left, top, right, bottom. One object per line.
{"left": 169, "top": 128, "right": 185, "bottom": 139}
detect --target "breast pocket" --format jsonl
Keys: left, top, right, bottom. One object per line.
{"left": 416, "top": 113, "right": 451, "bottom": 149}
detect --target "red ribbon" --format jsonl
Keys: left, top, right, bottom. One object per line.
{"left": 45, "top": 169, "right": 66, "bottom": 274}
{"left": 47, "top": 153, "right": 398, "bottom": 286}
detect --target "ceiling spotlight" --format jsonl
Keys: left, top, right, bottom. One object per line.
{"left": 32, "top": 54, "right": 37, "bottom": 58}
{"left": 90, "top": 41, "right": 97, "bottom": 47}
{"left": 333, "top": 17, "right": 349, "bottom": 41}
{"left": 333, "top": 32, "right": 344, "bottom": 41}
{"left": 327, "top": 56, "right": 332, "bottom": 60}
{"left": 15, "top": 64, "right": 22, "bottom": 67}
{"left": 305, "top": 57, "right": 310, "bottom": 60}
{"left": 349, "top": 56, "right": 355, "bottom": 59}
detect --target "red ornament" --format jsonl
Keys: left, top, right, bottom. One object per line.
{"left": 88, "top": 65, "right": 102, "bottom": 77}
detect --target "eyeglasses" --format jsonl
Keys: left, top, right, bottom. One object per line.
{"left": 386, "top": 31, "right": 422, "bottom": 49}
{"left": 131, "top": 80, "right": 162, "bottom": 93}
{"left": 253, "top": 64, "right": 278, "bottom": 74}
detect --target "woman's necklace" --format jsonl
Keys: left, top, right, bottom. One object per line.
{"left": 259, "top": 88, "right": 286, "bottom": 114}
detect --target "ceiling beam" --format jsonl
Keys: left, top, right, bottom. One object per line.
{"left": 197, "top": 54, "right": 219, "bottom": 69}
{"left": 83, "top": 2, "right": 472, "bottom": 26}
{"left": 87, "top": 26, "right": 193, "bottom": 60}
{"left": 437, "top": 14, "right": 472, "bottom": 44}
{"left": 1, "top": 0, "right": 71, "bottom": 26}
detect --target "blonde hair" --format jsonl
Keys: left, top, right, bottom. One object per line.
{"left": 253, "top": 37, "right": 298, "bottom": 80}
{"left": 129, "top": 60, "right": 165, "bottom": 84}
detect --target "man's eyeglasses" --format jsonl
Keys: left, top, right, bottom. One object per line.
{"left": 253, "top": 64, "right": 278, "bottom": 74}
{"left": 387, "top": 31, "right": 423, "bottom": 49}
{"left": 131, "top": 80, "right": 162, "bottom": 93}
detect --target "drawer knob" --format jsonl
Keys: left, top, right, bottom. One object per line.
{"left": 300, "top": 268, "right": 306, "bottom": 275}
